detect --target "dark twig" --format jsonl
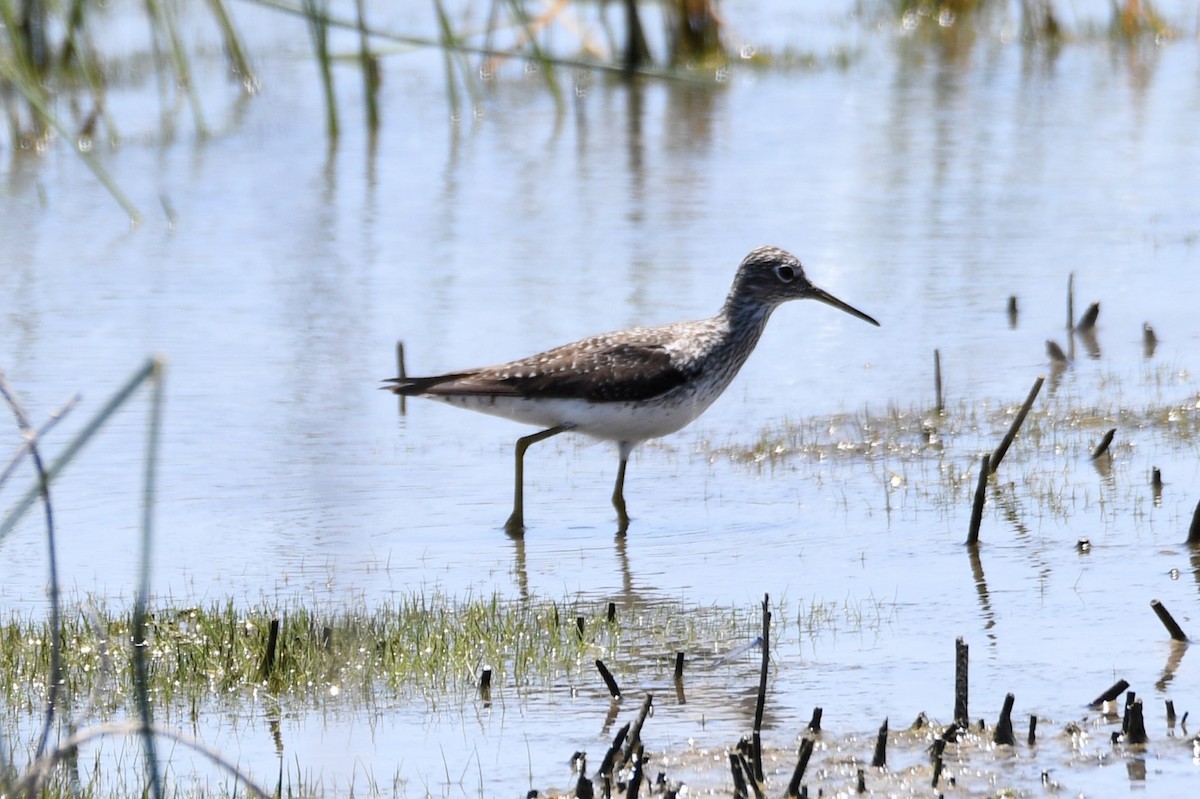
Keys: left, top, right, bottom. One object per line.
{"left": 993, "top": 693, "right": 1016, "bottom": 745}
{"left": 807, "top": 707, "right": 822, "bottom": 733}
{"left": 1088, "top": 679, "right": 1129, "bottom": 709}
{"left": 871, "top": 718, "right": 888, "bottom": 768}
{"left": 1151, "top": 599, "right": 1188, "bottom": 642}
{"left": 1126, "top": 699, "right": 1148, "bottom": 744}
{"left": 596, "top": 659, "right": 621, "bottom": 699}
{"left": 621, "top": 695, "right": 653, "bottom": 770}
{"left": 934, "top": 349, "right": 943, "bottom": 414}
{"left": 784, "top": 738, "right": 814, "bottom": 799}
{"left": 1188, "top": 499, "right": 1200, "bottom": 545}
{"left": 1091, "top": 428, "right": 1116, "bottom": 460}
{"left": 751, "top": 594, "right": 770, "bottom": 782}
{"left": 989, "top": 375, "right": 1044, "bottom": 473}
{"left": 966, "top": 453, "right": 990, "bottom": 546}
{"left": 1028, "top": 715, "right": 1037, "bottom": 745}
{"left": 1076, "top": 301, "right": 1100, "bottom": 331}
{"left": 954, "top": 637, "right": 969, "bottom": 725}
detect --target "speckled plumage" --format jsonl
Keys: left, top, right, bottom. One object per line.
{"left": 386, "top": 246, "right": 879, "bottom": 531}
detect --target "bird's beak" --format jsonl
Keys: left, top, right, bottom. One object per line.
{"left": 808, "top": 286, "right": 881, "bottom": 327}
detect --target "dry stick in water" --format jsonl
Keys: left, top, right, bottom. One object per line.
{"left": 595, "top": 659, "right": 621, "bottom": 699}
{"left": 994, "top": 693, "right": 1016, "bottom": 745}
{"left": 989, "top": 375, "right": 1044, "bottom": 474}
{"left": 1188, "top": 499, "right": 1200, "bottom": 545}
{"left": 954, "top": 637, "right": 969, "bottom": 726}
{"left": 784, "top": 738, "right": 815, "bottom": 799}
{"left": 1122, "top": 691, "right": 1137, "bottom": 734}
{"left": 729, "top": 753, "right": 749, "bottom": 799}
{"left": 934, "top": 349, "right": 943, "bottom": 414}
{"left": 626, "top": 743, "right": 645, "bottom": 799}
{"left": 1126, "top": 699, "right": 1148, "bottom": 744}
{"left": 1088, "top": 678, "right": 1130, "bottom": 709}
{"left": 1077, "top": 301, "right": 1100, "bottom": 331}
{"left": 751, "top": 594, "right": 770, "bottom": 784}
{"left": 597, "top": 722, "right": 629, "bottom": 796}
{"left": 807, "top": 707, "right": 823, "bottom": 733}
{"left": 1151, "top": 599, "right": 1189, "bottom": 642}
{"left": 673, "top": 652, "right": 685, "bottom": 681}
{"left": 871, "top": 718, "right": 888, "bottom": 768}
{"left": 1166, "top": 700, "right": 1177, "bottom": 727}
{"left": 966, "top": 454, "right": 989, "bottom": 546}
{"left": 1091, "top": 428, "right": 1116, "bottom": 460}
{"left": 607, "top": 601, "right": 616, "bottom": 623}
{"left": 1028, "top": 715, "right": 1038, "bottom": 745}
{"left": 621, "top": 694, "right": 653, "bottom": 770}
{"left": 395, "top": 341, "right": 407, "bottom": 414}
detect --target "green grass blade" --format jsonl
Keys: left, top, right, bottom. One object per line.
{"left": 0, "top": 358, "right": 159, "bottom": 543}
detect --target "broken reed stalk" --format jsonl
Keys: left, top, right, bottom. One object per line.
{"left": 626, "top": 743, "right": 645, "bottom": 799}
{"left": 576, "top": 615, "right": 586, "bottom": 640}
{"left": 871, "top": 718, "right": 887, "bottom": 768}
{"left": 807, "top": 707, "right": 822, "bottom": 733}
{"left": 1188, "top": 499, "right": 1200, "bottom": 545}
{"left": 954, "top": 637, "right": 968, "bottom": 726}
{"left": 1088, "top": 678, "right": 1129, "bottom": 709}
{"left": 729, "top": 753, "right": 749, "bottom": 799}
{"left": 673, "top": 652, "right": 685, "bottom": 681}
{"left": 1077, "top": 302, "right": 1100, "bottom": 331}
{"left": 1091, "top": 428, "right": 1116, "bottom": 459}
{"left": 1126, "top": 699, "right": 1148, "bottom": 744}
{"left": 607, "top": 601, "right": 616, "bottom": 622}
{"left": 1122, "top": 690, "right": 1137, "bottom": 733}
{"left": 751, "top": 594, "right": 770, "bottom": 783}
{"left": 621, "top": 694, "right": 653, "bottom": 769}
{"left": 934, "top": 349, "right": 943, "bottom": 414}
{"left": 597, "top": 722, "right": 629, "bottom": 793}
{"left": 595, "top": 659, "right": 621, "bottom": 699}
{"left": 1028, "top": 715, "right": 1037, "bottom": 745}
{"left": 993, "top": 693, "right": 1016, "bottom": 745}
{"left": 966, "top": 454, "right": 989, "bottom": 546}
{"left": 1166, "top": 700, "right": 1176, "bottom": 726}
{"left": 929, "top": 734, "right": 948, "bottom": 789}
{"left": 784, "top": 738, "right": 814, "bottom": 799}
{"left": 989, "top": 375, "right": 1044, "bottom": 473}
{"left": 395, "top": 341, "right": 406, "bottom": 413}
{"left": 1150, "top": 599, "right": 1188, "bottom": 642}
{"left": 479, "top": 668, "right": 492, "bottom": 701}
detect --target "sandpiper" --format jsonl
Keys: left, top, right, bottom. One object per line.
{"left": 386, "top": 246, "right": 879, "bottom": 533}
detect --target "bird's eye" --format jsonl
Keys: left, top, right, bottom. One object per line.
{"left": 775, "top": 265, "right": 795, "bottom": 282}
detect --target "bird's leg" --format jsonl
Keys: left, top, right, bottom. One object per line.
{"left": 504, "top": 425, "right": 569, "bottom": 535}
{"left": 612, "top": 455, "right": 630, "bottom": 534}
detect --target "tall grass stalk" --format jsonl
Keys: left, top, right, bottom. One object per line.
{"left": 132, "top": 359, "right": 166, "bottom": 799}
{"left": 0, "top": 372, "right": 67, "bottom": 767}
{"left": 354, "top": 0, "right": 380, "bottom": 131}
{"left": 302, "top": 0, "right": 339, "bottom": 139}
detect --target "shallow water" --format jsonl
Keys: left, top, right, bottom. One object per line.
{"left": 2, "top": 1, "right": 1200, "bottom": 795}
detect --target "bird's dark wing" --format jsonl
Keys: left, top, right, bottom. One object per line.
{"left": 384, "top": 338, "right": 695, "bottom": 403}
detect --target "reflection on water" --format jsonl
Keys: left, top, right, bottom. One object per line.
{"left": 3, "top": 2, "right": 1200, "bottom": 795}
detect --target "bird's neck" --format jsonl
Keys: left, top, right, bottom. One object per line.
{"left": 715, "top": 296, "right": 776, "bottom": 354}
